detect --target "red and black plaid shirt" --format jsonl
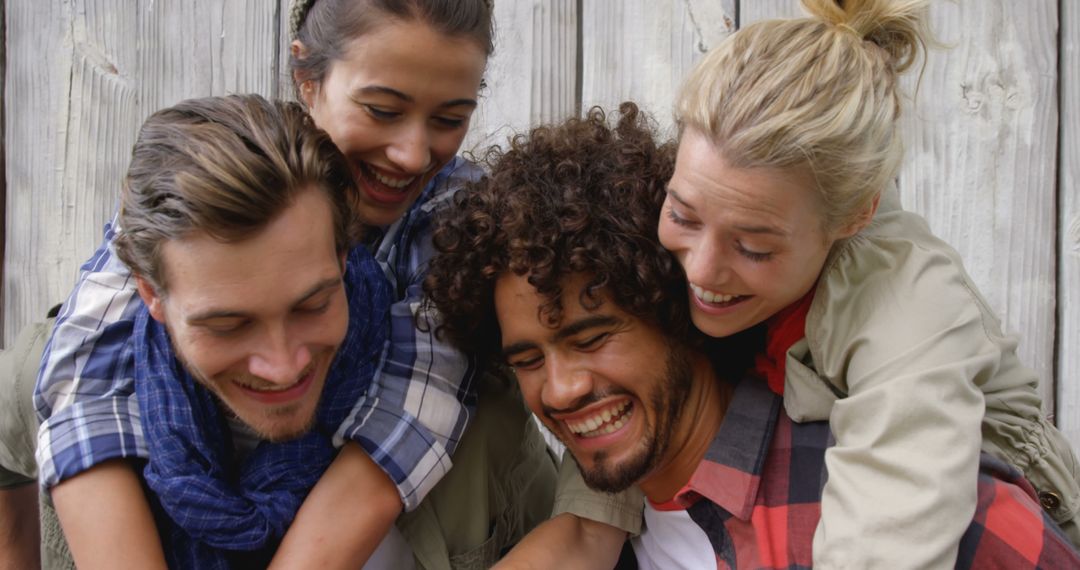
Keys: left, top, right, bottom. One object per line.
{"left": 645, "top": 380, "right": 1080, "bottom": 569}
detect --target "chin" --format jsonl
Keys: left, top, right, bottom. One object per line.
{"left": 241, "top": 406, "right": 318, "bottom": 442}
{"left": 689, "top": 312, "right": 732, "bottom": 339}
{"left": 574, "top": 451, "right": 652, "bottom": 494}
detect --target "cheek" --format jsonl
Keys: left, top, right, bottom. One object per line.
{"left": 314, "top": 299, "right": 350, "bottom": 348}
{"left": 430, "top": 129, "right": 467, "bottom": 163}
{"left": 181, "top": 335, "right": 249, "bottom": 380}
{"left": 329, "top": 117, "right": 382, "bottom": 157}
{"left": 513, "top": 372, "right": 545, "bottom": 416}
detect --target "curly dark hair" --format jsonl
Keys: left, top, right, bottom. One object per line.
{"left": 423, "top": 102, "right": 694, "bottom": 359}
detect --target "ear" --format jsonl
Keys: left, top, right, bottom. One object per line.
{"left": 135, "top": 275, "right": 167, "bottom": 323}
{"left": 834, "top": 192, "right": 881, "bottom": 240}
{"left": 290, "top": 39, "right": 307, "bottom": 66}
{"left": 291, "top": 40, "right": 318, "bottom": 108}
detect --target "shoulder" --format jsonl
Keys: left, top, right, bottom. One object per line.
{"left": 417, "top": 156, "right": 485, "bottom": 215}
{"left": 806, "top": 208, "right": 1011, "bottom": 383}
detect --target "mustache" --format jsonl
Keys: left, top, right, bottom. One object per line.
{"left": 541, "top": 388, "right": 632, "bottom": 418}
{"left": 231, "top": 362, "right": 316, "bottom": 391}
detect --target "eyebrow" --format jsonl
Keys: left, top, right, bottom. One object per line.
{"left": 667, "top": 188, "right": 788, "bottom": 237}
{"left": 666, "top": 188, "right": 694, "bottom": 210}
{"left": 501, "top": 314, "right": 620, "bottom": 358}
{"left": 352, "top": 85, "right": 478, "bottom": 109}
{"left": 732, "top": 224, "right": 787, "bottom": 237}
{"left": 186, "top": 276, "right": 342, "bottom": 324}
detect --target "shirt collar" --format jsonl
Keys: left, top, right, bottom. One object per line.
{"left": 664, "top": 379, "right": 782, "bottom": 519}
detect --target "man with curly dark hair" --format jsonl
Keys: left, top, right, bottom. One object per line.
{"left": 425, "top": 104, "right": 1080, "bottom": 569}
{"left": 426, "top": 102, "right": 740, "bottom": 566}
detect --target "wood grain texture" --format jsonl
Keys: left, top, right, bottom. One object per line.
{"left": 463, "top": 0, "right": 578, "bottom": 155}
{"left": 897, "top": 1, "right": 1059, "bottom": 408}
{"left": 0, "top": 0, "right": 6, "bottom": 343}
{"left": 5, "top": 0, "right": 80, "bottom": 346}
{"left": 739, "top": 0, "right": 802, "bottom": 24}
{"left": 3, "top": 0, "right": 281, "bottom": 344}
{"left": 1058, "top": 0, "right": 1079, "bottom": 454}
{"left": 580, "top": 0, "right": 736, "bottom": 139}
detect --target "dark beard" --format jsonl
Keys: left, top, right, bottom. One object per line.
{"left": 573, "top": 344, "right": 694, "bottom": 493}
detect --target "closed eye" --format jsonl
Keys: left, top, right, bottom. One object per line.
{"left": 735, "top": 241, "right": 773, "bottom": 262}
{"left": 507, "top": 354, "right": 543, "bottom": 371}
{"left": 297, "top": 299, "right": 331, "bottom": 314}
{"left": 364, "top": 105, "right": 401, "bottom": 121}
{"left": 665, "top": 207, "right": 700, "bottom": 229}
{"left": 201, "top": 319, "right": 250, "bottom": 337}
{"left": 575, "top": 332, "right": 611, "bottom": 351}
{"left": 433, "top": 115, "right": 467, "bottom": 129}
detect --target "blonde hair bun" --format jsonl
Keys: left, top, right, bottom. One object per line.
{"left": 801, "top": 0, "right": 930, "bottom": 73}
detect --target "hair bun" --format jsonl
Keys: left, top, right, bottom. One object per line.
{"left": 802, "top": 0, "right": 930, "bottom": 73}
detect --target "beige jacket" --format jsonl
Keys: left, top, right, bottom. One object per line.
{"left": 786, "top": 189, "right": 1080, "bottom": 567}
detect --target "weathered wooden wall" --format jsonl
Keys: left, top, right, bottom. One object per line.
{"left": 3, "top": 0, "right": 283, "bottom": 347}
{"left": 1060, "top": 0, "right": 1080, "bottom": 457}
{"left": 3, "top": 0, "right": 1076, "bottom": 453}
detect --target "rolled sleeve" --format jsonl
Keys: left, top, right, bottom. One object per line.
{"left": 34, "top": 219, "right": 147, "bottom": 488}
{"left": 335, "top": 283, "right": 477, "bottom": 511}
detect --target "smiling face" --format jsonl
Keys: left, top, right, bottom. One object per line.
{"left": 300, "top": 19, "right": 486, "bottom": 227}
{"left": 137, "top": 188, "right": 348, "bottom": 441}
{"left": 495, "top": 273, "right": 696, "bottom": 493}
{"left": 658, "top": 128, "right": 859, "bottom": 338}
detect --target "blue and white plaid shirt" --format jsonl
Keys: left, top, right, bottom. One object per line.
{"left": 34, "top": 156, "right": 481, "bottom": 511}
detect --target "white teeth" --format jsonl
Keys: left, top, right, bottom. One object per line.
{"left": 369, "top": 167, "right": 415, "bottom": 189}
{"left": 691, "top": 283, "right": 737, "bottom": 304}
{"left": 566, "top": 401, "right": 631, "bottom": 436}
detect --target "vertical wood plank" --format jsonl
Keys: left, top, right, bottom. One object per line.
{"left": 4, "top": 0, "right": 76, "bottom": 346}
{"left": 897, "top": 1, "right": 1059, "bottom": 409}
{"left": 277, "top": 0, "right": 293, "bottom": 101}
{"left": 1059, "top": 0, "right": 1080, "bottom": 455}
{"left": 580, "top": 0, "right": 736, "bottom": 139}
{"left": 3, "top": 0, "right": 281, "bottom": 343}
{"left": 738, "top": 0, "right": 802, "bottom": 23}
{"left": 0, "top": 0, "right": 7, "bottom": 346}
{"left": 463, "top": 0, "right": 578, "bottom": 154}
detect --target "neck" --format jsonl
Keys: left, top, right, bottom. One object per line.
{"left": 638, "top": 352, "right": 731, "bottom": 503}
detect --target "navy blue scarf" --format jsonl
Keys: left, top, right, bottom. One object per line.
{"left": 135, "top": 248, "right": 391, "bottom": 569}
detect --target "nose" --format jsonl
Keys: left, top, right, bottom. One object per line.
{"left": 386, "top": 122, "right": 432, "bottom": 174}
{"left": 681, "top": 240, "right": 731, "bottom": 287}
{"left": 248, "top": 324, "right": 313, "bottom": 385}
{"left": 541, "top": 355, "right": 595, "bottom": 413}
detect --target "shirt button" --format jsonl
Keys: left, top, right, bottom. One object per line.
{"left": 1039, "top": 491, "right": 1062, "bottom": 512}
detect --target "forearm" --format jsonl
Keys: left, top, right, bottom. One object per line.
{"left": 270, "top": 443, "right": 402, "bottom": 569}
{"left": 815, "top": 364, "right": 986, "bottom": 569}
{"left": 335, "top": 289, "right": 478, "bottom": 510}
{"left": 51, "top": 459, "right": 166, "bottom": 570}
{"left": 495, "top": 513, "right": 626, "bottom": 570}
{"left": 0, "top": 484, "right": 40, "bottom": 570}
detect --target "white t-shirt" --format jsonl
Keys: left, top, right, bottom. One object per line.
{"left": 631, "top": 500, "right": 714, "bottom": 569}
